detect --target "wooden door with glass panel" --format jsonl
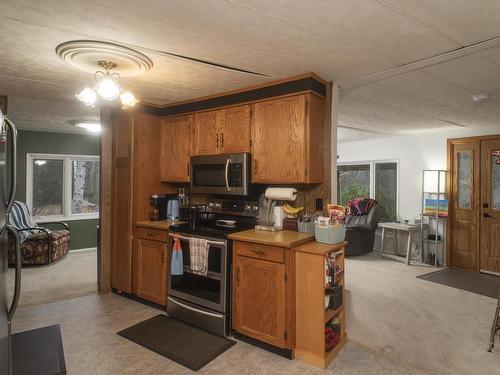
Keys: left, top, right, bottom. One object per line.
{"left": 480, "top": 139, "right": 500, "bottom": 274}
{"left": 449, "top": 140, "right": 480, "bottom": 271}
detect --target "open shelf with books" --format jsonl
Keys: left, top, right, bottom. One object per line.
{"left": 294, "top": 240, "right": 347, "bottom": 369}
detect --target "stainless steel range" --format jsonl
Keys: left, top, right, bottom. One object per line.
{"left": 167, "top": 199, "right": 258, "bottom": 336}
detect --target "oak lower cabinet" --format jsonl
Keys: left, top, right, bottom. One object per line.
{"left": 232, "top": 241, "right": 292, "bottom": 349}
{"left": 136, "top": 230, "right": 168, "bottom": 306}
{"left": 251, "top": 93, "right": 324, "bottom": 184}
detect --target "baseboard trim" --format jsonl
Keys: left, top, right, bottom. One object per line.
{"left": 70, "top": 247, "right": 97, "bottom": 253}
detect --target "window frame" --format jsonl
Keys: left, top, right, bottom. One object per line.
{"left": 26, "top": 153, "right": 100, "bottom": 222}
{"left": 337, "top": 159, "right": 400, "bottom": 221}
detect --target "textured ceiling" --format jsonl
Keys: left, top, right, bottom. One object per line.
{"left": 0, "top": 0, "right": 499, "bottom": 138}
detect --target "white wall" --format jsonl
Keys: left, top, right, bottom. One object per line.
{"left": 337, "top": 125, "right": 500, "bottom": 222}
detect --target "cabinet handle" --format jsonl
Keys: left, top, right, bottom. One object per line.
{"left": 254, "top": 160, "right": 258, "bottom": 174}
{"left": 220, "top": 132, "right": 224, "bottom": 148}
{"left": 252, "top": 250, "right": 265, "bottom": 257}
{"left": 146, "top": 232, "right": 154, "bottom": 237}
{"left": 216, "top": 133, "right": 219, "bottom": 148}
{"left": 187, "top": 162, "right": 190, "bottom": 176}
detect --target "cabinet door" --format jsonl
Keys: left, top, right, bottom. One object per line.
{"left": 111, "top": 117, "right": 134, "bottom": 293}
{"left": 233, "top": 256, "right": 287, "bottom": 348}
{"left": 193, "top": 110, "right": 220, "bottom": 156}
{"left": 220, "top": 105, "right": 251, "bottom": 154}
{"left": 251, "top": 95, "right": 306, "bottom": 183}
{"left": 137, "top": 239, "right": 168, "bottom": 305}
{"left": 160, "top": 115, "right": 192, "bottom": 182}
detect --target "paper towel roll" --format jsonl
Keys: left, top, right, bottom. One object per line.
{"left": 265, "top": 187, "right": 297, "bottom": 201}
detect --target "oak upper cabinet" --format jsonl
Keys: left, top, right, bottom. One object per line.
{"left": 220, "top": 105, "right": 251, "bottom": 154}
{"left": 251, "top": 94, "right": 324, "bottom": 184}
{"left": 232, "top": 242, "right": 288, "bottom": 349}
{"left": 136, "top": 238, "right": 168, "bottom": 305}
{"left": 160, "top": 115, "right": 192, "bottom": 182}
{"left": 192, "top": 105, "right": 251, "bottom": 156}
{"left": 193, "top": 110, "right": 220, "bottom": 156}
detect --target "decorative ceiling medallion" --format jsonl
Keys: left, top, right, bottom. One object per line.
{"left": 56, "top": 40, "right": 153, "bottom": 77}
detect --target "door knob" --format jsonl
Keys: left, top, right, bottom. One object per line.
{"left": 484, "top": 212, "right": 492, "bottom": 218}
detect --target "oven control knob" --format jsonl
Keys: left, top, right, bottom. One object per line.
{"left": 208, "top": 202, "right": 215, "bottom": 208}
{"left": 252, "top": 206, "right": 259, "bottom": 211}
{"left": 245, "top": 205, "right": 251, "bottom": 211}
{"left": 214, "top": 203, "right": 221, "bottom": 209}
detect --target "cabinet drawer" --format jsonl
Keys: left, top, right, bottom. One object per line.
{"left": 136, "top": 227, "right": 167, "bottom": 242}
{"left": 235, "top": 241, "right": 285, "bottom": 263}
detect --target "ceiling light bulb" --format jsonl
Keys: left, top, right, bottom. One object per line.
{"left": 120, "top": 91, "right": 139, "bottom": 109}
{"left": 95, "top": 76, "right": 120, "bottom": 101}
{"left": 472, "top": 93, "right": 490, "bottom": 102}
{"left": 75, "top": 122, "right": 101, "bottom": 133}
{"left": 34, "top": 160, "right": 47, "bottom": 166}
{"left": 75, "top": 87, "right": 97, "bottom": 106}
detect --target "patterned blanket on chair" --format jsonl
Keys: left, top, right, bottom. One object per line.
{"left": 346, "top": 198, "right": 377, "bottom": 216}
{"left": 10, "top": 201, "right": 39, "bottom": 242}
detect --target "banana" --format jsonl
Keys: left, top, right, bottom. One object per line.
{"left": 283, "top": 203, "right": 304, "bottom": 217}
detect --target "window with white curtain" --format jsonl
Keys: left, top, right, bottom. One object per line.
{"left": 337, "top": 161, "right": 398, "bottom": 221}
{"left": 27, "top": 153, "right": 100, "bottom": 221}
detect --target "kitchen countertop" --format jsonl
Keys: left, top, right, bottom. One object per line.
{"left": 294, "top": 240, "right": 347, "bottom": 255}
{"left": 228, "top": 229, "right": 314, "bottom": 248}
{"left": 135, "top": 220, "right": 186, "bottom": 230}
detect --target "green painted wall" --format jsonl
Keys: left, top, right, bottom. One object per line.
{"left": 11, "top": 130, "right": 101, "bottom": 250}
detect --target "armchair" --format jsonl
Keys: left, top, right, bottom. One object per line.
{"left": 345, "top": 201, "right": 383, "bottom": 256}
{"left": 8, "top": 201, "right": 70, "bottom": 266}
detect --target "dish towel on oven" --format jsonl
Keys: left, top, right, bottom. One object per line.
{"left": 189, "top": 237, "right": 209, "bottom": 276}
{"left": 170, "top": 236, "right": 184, "bottom": 276}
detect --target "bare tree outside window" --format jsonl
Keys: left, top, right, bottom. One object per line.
{"left": 72, "top": 160, "right": 100, "bottom": 214}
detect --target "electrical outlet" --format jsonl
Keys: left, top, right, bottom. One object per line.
{"left": 315, "top": 198, "right": 323, "bottom": 211}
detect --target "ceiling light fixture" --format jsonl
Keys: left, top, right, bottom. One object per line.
{"left": 76, "top": 60, "right": 138, "bottom": 109}
{"left": 472, "top": 93, "right": 490, "bottom": 102}
{"left": 75, "top": 122, "right": 102, "bottom": 133}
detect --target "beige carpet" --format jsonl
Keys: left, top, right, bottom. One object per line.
{"left": 345, "top": 252, "right": 500, "bottom": 375}
{"left": 7, "top": 249, "right": 97, "bottom": 306}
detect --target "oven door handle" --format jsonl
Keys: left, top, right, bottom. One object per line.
{"left": 225, "top": 158, "right": 231, "bottom": 192}
{"left": 168, "top": 297, "right": 224, "bottom": 319}
{"left": 168, "top": 232, "right": 226, "bottom": 247}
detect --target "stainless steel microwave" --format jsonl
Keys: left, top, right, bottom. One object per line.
{"left": 190, "top": 153, "right": 250, "bottom": 196}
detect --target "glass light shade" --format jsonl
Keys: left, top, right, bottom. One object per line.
{"left": 423, "top": 170, "right": 446, "bottom": 193}
{"left": 75, "top": 87, "right": 97, "bottom": 106}
{"left": 75, "top": 122, "right": 101, "bottom": 133}
{"left": 120, "top": 91, "right": 139, "bottom": 109}
{"left": 95, "top": 77, "right": 120, "bottom": 101}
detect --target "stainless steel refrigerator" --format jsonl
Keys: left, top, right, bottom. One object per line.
{"left": 0, "top": 110, "right": 20, "bottom": 375}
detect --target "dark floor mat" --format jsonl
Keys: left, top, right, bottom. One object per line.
{"left": 117, "top": 314, "right": 236, "bottom": 371}
{"left": 417, "top": 268, "right": 500, "bottom": 299}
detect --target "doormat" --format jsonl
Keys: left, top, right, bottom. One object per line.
{"left": 117, "top": 314, "right": 236, "bottom": 371}
{"left": 417, "top": 268, "right": 500, "bottom": 299}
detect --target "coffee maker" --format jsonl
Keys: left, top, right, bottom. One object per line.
{"left": 149, "top": 194, "right": 169, "bottom": 220}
